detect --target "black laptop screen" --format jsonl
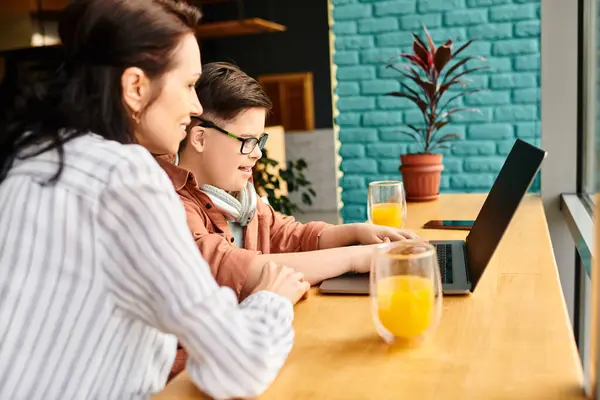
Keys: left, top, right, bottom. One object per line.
{"left": 465, "top": 139, "right": 546, "bottom": 290}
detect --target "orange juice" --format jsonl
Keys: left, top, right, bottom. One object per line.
{"left": 376, "top": 275, "right": 434, "bottom": 338}
{"left": 371, "top": 203, "right": 404, "bottom": 227}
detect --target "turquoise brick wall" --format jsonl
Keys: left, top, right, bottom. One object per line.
{"left": 331, "top": 0, "right": 541, "bottom": 223}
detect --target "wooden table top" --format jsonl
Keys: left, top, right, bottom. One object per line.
{"left": 153, "top": 194, "right": 584, "bottom": 400}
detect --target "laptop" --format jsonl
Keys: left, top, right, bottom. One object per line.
{"left": 319, "top": 138, "right": 547, "bottom": 295}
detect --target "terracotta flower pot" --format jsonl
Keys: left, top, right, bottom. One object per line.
{"left": 399, "top": 153, "right": 444, "bottom": 202}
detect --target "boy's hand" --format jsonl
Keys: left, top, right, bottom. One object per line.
{"left": 353, "top": 223, "right": 420, "bottom": 245}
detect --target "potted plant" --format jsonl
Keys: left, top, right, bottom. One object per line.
{"left": 384, "top": 27, "right": 486, "bottom": 201}
{"left": 252, "top": 149, "right": 317, "bottom": 215}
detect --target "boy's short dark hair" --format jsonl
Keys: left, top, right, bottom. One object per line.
{"left": 197, "top": 61, "right": 272, "bottom": 122}
{"left": 180, "top": 62, "right": 272, "bottom": 152}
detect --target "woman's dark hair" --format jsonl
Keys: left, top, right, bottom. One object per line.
{"left": 0, "top": 0, "right": 201, "bottom": 183}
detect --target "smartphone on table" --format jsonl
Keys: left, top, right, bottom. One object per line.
{"left": 422, "top": 220, "right": 474, "bottom": 230}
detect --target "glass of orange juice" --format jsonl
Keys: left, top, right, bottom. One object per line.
{"left": 368, "top": 180, "right": 407, "bottom": 228}
{"left": 370, "top": 240, "right": 442, "bottom": 345}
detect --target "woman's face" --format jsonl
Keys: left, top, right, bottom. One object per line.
{"left": 135, "top": 33, "right": 203, "bottom": 154}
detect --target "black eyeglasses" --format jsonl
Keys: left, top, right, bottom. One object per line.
{"left": 191, "top": 116, "right": 269, "bottom": 155}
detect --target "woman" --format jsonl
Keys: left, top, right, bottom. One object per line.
{"left": 0, "top": 1, "right": 309, "bottom": 399}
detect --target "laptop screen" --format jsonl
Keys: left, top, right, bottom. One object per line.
{"left": 465, "top": 139, "right": 547, "bottom": 290}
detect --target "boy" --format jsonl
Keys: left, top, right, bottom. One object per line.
{"left": 158, "top": 61, "right": 419, "bottom": 299}
{"left": 157, "top": 62, "right": 420, "bottom": 378}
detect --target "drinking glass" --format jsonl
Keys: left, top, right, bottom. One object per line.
{"left": 370, "top": 240, "right": 442, "bottom": 345}
{"left": 368, "top": 180, "right": 407, "bottom": 228}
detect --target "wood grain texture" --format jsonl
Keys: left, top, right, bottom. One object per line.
{"left": 154, "top": 194, "right": 584, "bottom": 400}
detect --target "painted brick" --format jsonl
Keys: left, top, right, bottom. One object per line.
{"left": 342, "top": 205, "right": 367, "bottom": 222}
{"left": 490, "top": 73, "right": 537, "bottom": 89}
{"left": 512, "top": 88, "right": 540, "bottom": 104}
{"left": 337, "top": 82, "right": 360, "bottom": 96}
{"left": 427, "top": 28, "right": 467, "bottom": 43}
{"left": 465, "top": 75, "right": 489, "bottom": 89}
{"left": 399, "top": 13, "right": 442, "bottom": 30}
{"left": 333, "top": 21, "right": 358, "bottom": 36}
{"left": 341, "top": 158, "right": 378, "bottom": 173}
{"left": 440, "top": 124, "right": 467, "bottom": 138}
{"left": 334, "top": 4, "right": 372, "bottom": 20}
{"left": 376, "top": 31, "right": 414, "bottom": 47}
{"left": 404, "top": 109, "right": 426, "bottom": 125}
{"left": 464, "top": 90, "right": 511, "bottom": 106}
{"left": 440, "top": 175, "right": 451, "bottom": 190}
{"left": 360, "top": 47, "right": 400, "bottom": 64}
{"left": 342, "top": 188, "right": 369, "bottom": 204}
{"left": 377, "top": 95, "right": 414, "bottom": 109}
{"left": 496, "top": 140, "right": 517, "bottom": 155}
{"left": 363, "top": 111, "right": 403, "bottom": 126}
{"left": 467, "top": 0, "right": 509, "bottom": 6}
{"left": 468, "top": 24, "right": 512, "bottom": 40}
{"left": 374, "top": 1, "right": 416, "bottom": 16}
{"left": 495, "top": 105, "right": 538, "bottom": 121}
{"left": 339, "top": 144, "right": 366, "bottom": 158}
{"left": 453, "top": 107, "right": 493, "bottom": 122}
{"left": 450, "top": 174, "right": 496, "bottom": 189}
{"left": 377, "top": 64, "right": 408, "bottom": 78}
{"left": 337, "top": 96, "right": 376, "bottom": 111}
{"left": 338, "top": 127, "right": 379, "bottom": 142}
{"left": 444, "top": 9, "right": 488, "bottom": 27}
{"left": 515, "top": 122, "right": 539, "bottom": 138}
{"left": 418, "top": 0, "right": 465, "bottom": 13}
{"left": 493, "top": 39, "right": 539, "bottom": 56}
{"left": 452, "top": 141, "right": 496, "bottom": 155}
{"left": 367, "top": 143, "right": 407, "bottom": 158}
{"left": 485, "top": 57, "right": 513, "bottom": 73}
{"left": 461, "top": 41, "right": 492, "bottom": 56}
{"left": 489, "top": 4, "right": 536, "bottom": 22}
{"left": 514, "top": 54, "right": 540, "bottom": 71}
{"left": 336, "top": 113, "right": 362, "bottom": 127}
{"left": 498, "top": 137, "right": 540, "bottom": 155}
{"left": 379, "top": 160, "right": 402, "bottom": 173}
{"left": 467, "top": 123, "right": 514, "bottom": 140}
{"left": 514, "top": 20, "right": 540, "bottom": 38}
{"left": 339, "top": 175, "right": 365, "bottom": 189}
{"left": 464, "top": 157, "right": 505, "bottom": 172}
{"left": 443, "top": 157, "right": 463, "bottom": 172}
{"left": 337, "top": 65, "right": 376, "bottom": 81}
{"left": 358, "top": 17, "right": 399, "bottom": 33}
{"left": 336, "top": 35, "right": 375, "bottom": 50}
{"left": 331, "top": 0, "right": 541, "bottom": 198}
{"left": 334, "top": 51, "right": 359, "bottom": 66}
{"left": 378, "top": 127, "right": 418, "bottom": 142}
{"left": 361, "top": 79, "right": 400, "bottom": 94}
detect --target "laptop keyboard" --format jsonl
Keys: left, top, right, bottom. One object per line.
{"left": 435, "top": 244, "right": 454, "bottom": 284}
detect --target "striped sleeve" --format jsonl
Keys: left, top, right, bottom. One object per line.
{"left": 96, "top": 152, "right": 294, "bottom": 400}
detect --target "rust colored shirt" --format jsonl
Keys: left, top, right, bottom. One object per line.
{"left": 156, "top": 156, "right": 332, "bottom": 297}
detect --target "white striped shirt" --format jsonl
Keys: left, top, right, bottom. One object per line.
{"left": 0, "top": 133, "right": 294, "bottom": 400}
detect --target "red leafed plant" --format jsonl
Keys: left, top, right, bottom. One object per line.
{"left": 385, "top": 26, "right": 487, "bottom": 153}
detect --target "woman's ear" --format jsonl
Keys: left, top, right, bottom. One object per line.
{"left": 121, "top": 66, "right": 150, "bottom": 117}
{"left": 188, "top": 126, "right": 206, "bottom": 153}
